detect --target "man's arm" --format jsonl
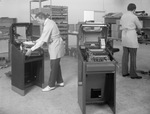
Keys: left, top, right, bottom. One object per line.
{"left": 25, "top": 20, "right": 52, "bottom": 56}
{"left": 25, "top": 40, "right": 45, "bottom": 56}
{"left": 31, "top": 40, "right": 45, "bottom": 51}
{"left": 135, "top": 16, "right": 142, "bottom": 30}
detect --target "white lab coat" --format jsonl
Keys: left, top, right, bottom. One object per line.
{"left": 31, "top": 18, "right": 65, "bottom": 59}
{"left": 48, "top": 37, "right": 65, "bottom": 60}
{"left": 120, "top": 11, "right": 142, "bottom": 48}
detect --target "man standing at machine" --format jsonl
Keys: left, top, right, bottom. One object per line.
{"left": 26, "top": 12, "right": 65, "bottom": 91}
{"left": 120, "top": 3, "right": 142, "bottom": 79}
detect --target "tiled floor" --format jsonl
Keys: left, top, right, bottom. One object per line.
{"left": 0, "top": 40, "right": 150, "bottom": 114}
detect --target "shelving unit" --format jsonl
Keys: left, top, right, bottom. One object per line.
{"left": 30, "top": 0, "right": 69, "bottom": 55}
{"left": 0, "top": 17, "right": 17, "bottom": 62}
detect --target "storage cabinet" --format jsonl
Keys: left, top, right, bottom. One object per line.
{"left": 0, "top": 17, "right": 17, "bottom": 36}
{"left": 11, "top": 45, "right": 44, "bottom": 96}
{"left": 0, "top": 17, "right": 17, "bottom": 61}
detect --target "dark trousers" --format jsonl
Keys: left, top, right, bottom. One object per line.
{"left": 48, "top": 58, "right": 63, "bottom": 87}
{"left": 122, "top": 47, "right": 138, "bottom": 77}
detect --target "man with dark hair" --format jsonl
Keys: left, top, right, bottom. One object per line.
{"left": 127, "top": 3, "right": 136, "bottom": 11}
{"left": 26, "top": 12, "right": 65, "bottom": 91}
{"left": 120, "top": 3, "right": 142, "bottom": 79}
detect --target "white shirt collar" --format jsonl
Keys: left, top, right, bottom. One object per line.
{"left": 44, "top": 18, "right": 49, "bottom": 26}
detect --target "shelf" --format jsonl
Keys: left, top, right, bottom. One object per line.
{"left": 138, "top": 16, "right": 150, "bottom": 20}
{"left": 30, "top": 0, "right": 48, "bottom": 2}
{"left": 52, "top": 15, "right": 67, "bottom": 19}
{"left": 59, "top": 28, "right": 68, "bottom": 30}
{"left": 142, "top": 27, "right": 150, "bottom": 30}
{"left": 60, "top": 32, "right": 68, "bottom": 34}
{"left": 43, "top": 5, "right": 68, "bottom": 9}
{"left": 0, "top": 36, "right": 9, "bottom": 40}
{"left": 57, "top": 24, "right": 68, "bottom": 27}
{"left": 83, "top": 29, "right": 103, "bottom": 32}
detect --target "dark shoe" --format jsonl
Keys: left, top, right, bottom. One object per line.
{"left": 131, "top": 76, "right": 142, "bottom": 79}
{"left": 123, "top": 73, "right": 130, "bottom": 77}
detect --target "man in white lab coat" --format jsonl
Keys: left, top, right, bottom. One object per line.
{"left": 26, "top": 12, "right": 65, "bottom": 91}
{"left": 120, "top": 3, "right": 142, "bottom": 79}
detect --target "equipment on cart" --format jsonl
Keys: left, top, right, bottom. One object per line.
{"left": 10, "top": 23, "right": 44, "bottom": 96}
{"left": 77, "top": 23, "right": 117, "bottom": 114}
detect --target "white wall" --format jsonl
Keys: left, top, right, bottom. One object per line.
{"left": 0, "top": 0, "right": 31, "bottom": 22}
{"left": 0, "top": 0, "right": 149, "bottom": 24}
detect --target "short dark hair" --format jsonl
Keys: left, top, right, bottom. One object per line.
{"left": 127, "top": 3, "right": 136, "bottom": 11}
{"left": 35, "top": 12, "right": 48, "bottom": 19}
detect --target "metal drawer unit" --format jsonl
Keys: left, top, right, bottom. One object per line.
{"left": 77, "top": 23, "right": 117, "bottom": 114}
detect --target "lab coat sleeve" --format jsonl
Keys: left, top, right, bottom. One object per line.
{"left": 35, "top": 38, "right": 40, "bottom": 43}
{"left": 30, "top": 40, "right": 44, "bottom": 51}
{"left": 119, "top": 19, "right": 123, "bottom": 30}
{"left": 135, "top": 16, "right": 142, "bottom": 29}
{"left": 120, "top": 17, "right": 125, "bottom": 30}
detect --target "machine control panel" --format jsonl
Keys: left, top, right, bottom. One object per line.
{"left": 86, "top": 48, "right": 110, "bottom": 62}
